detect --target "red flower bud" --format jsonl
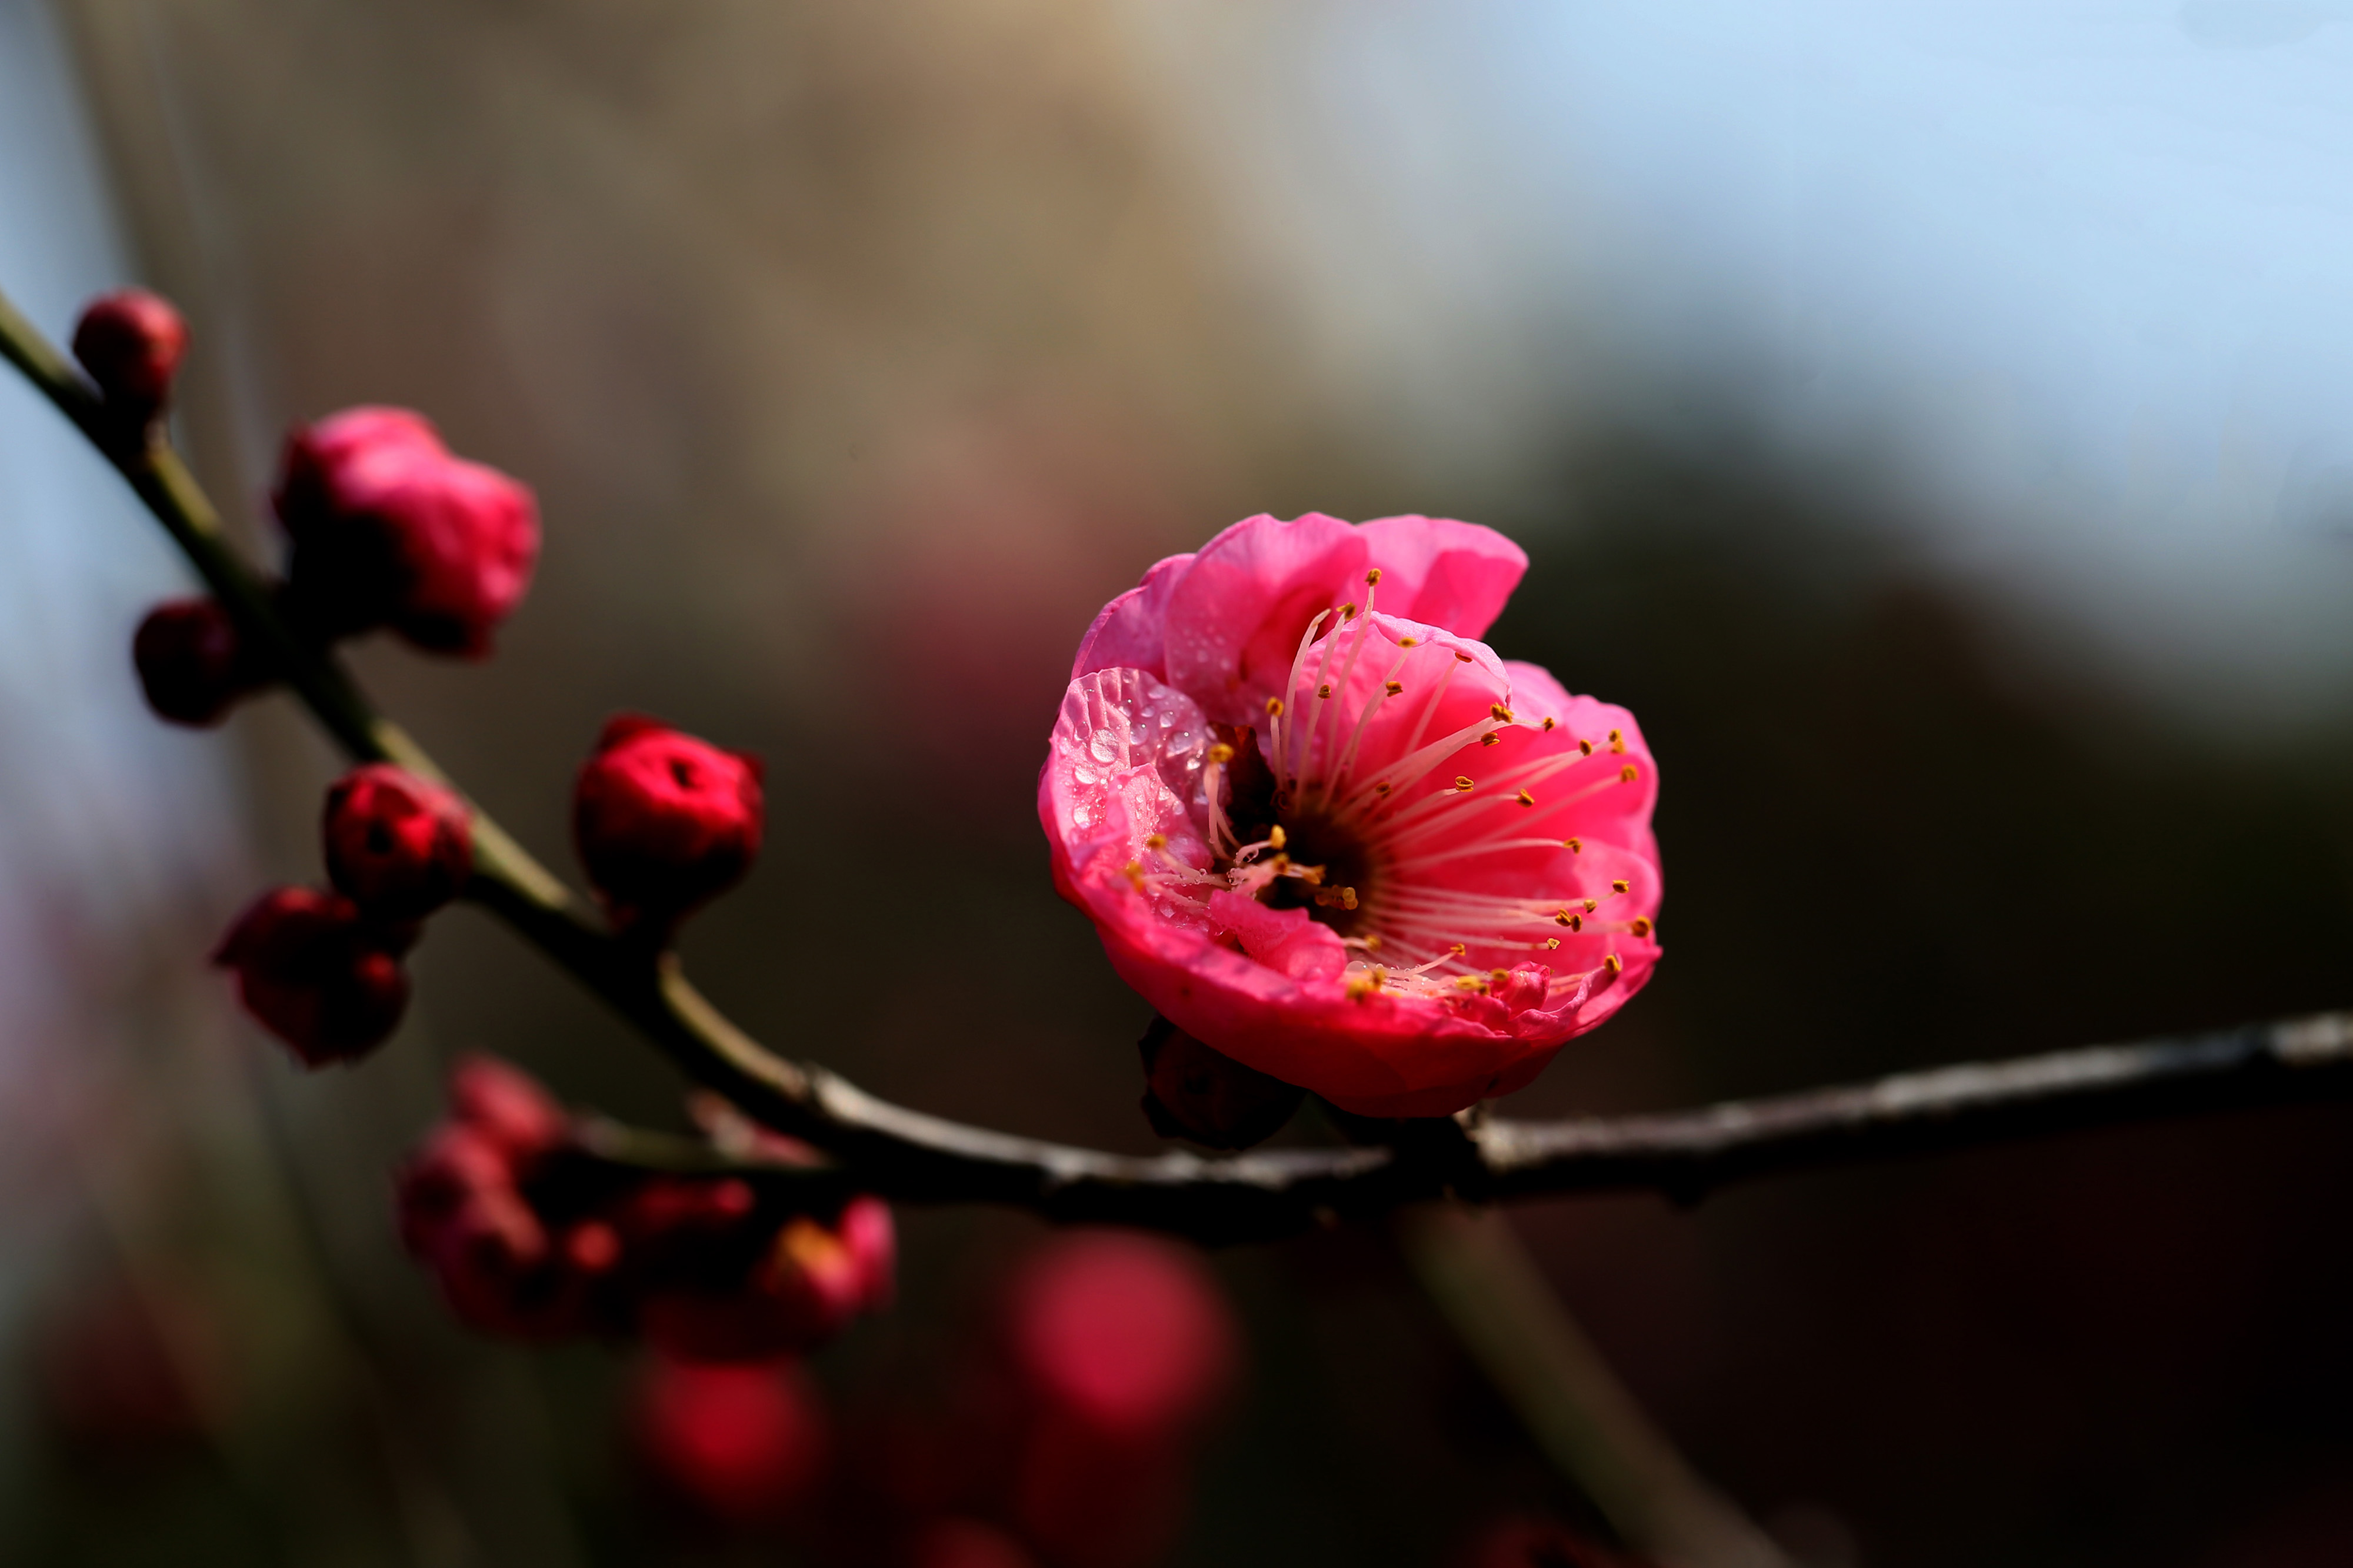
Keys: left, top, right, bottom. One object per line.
{"left": 213, "top": 887, "right": 409, "bottom": 1065}
{"left": 1136, "top": 1016, "right": 1302, "bottom": 1150}
{"left": 72, "top": 289, "right": 188, "bottom": 419}
{"left": 275, "top": 407, "right": 539, "bottom": 656}
{"left": 132, "top": 597, "right": 271, "bottom": 726}
{"left": 1005, "top": 1232, "right": 1237, "bottom": 1443}
{"left": 445, "top": 1052, "right": 569, "bottom": 1162}
{"left": 573, "top": 716, "right": 764, "bottom": 925}
{"left": 322, "top": 763, "right": 474, "bottom": 920}
{"left": 629, "top": 1357, "right": 827, "bottom": 1528}
{"left": 635, "top": 1196, "right": 895, "bottom": 1363}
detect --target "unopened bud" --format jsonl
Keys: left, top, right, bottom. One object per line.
{"left": 572, "top": 715, "right": 764, "bottom": 929}
{"left": 1137, "top": 1016, "right": 1303, "bottom": 1151}
{"left": 212, "top": 887, "right": 410, "bottom": 1066}
{"left": 72, "top": 289, "right": 188, "bottom": 421}
{"left": 132, "top": 597, "right": 271, "bottom": 726}
{"left": 275, "top": 406, "right": 539, "bottom": 656}
{"left": 322, "top": 763, "right": 474, "bottom": 920}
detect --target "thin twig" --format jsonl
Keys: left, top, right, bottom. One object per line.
{"left": 1399, "top": 1206, "right": 1790, "bottom": 1568}
{"left": 6, "top": 283, "right": 2352, "bottom": 1242}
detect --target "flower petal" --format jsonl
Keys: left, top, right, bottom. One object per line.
{"left": 1072, "top": 551, "right": 1195, "bottom": 682}
{"left": 1160, "top": 513, "right": 1366, "bottom": 726}
{"left": 1356, "top": 515, "right": 1527, "bottom": 639}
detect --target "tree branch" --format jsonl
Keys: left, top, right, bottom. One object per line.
{"left": 8, "top": 284, "right": 2352, "bottom": 1243}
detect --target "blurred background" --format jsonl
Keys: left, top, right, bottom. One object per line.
{"left": 6, "top": 0, "right": 2353, "bottom": 1562}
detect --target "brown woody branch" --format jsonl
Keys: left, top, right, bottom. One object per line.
{"left": 8, "top": 285, "right": 2352, "bottom": 1244}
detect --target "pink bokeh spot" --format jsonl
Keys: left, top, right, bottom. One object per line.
{"left": 1040, "top": 512, "right": 1662, "bottom": 1118}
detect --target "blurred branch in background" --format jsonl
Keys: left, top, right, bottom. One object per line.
{"left": 1401, "top": 1206, "right": 1789, "bottom": 1568}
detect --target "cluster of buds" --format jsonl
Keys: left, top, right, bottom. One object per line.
{"left": 91, "top": 291, "right": 544, "bottom": 730}
{"left": 396, "top": 1057, "right": 894, "bottom": 1357}
{"left": 215, "top": 763, "right": 472, "bottom": 1065}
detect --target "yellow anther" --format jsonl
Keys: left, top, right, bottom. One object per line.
{"left": 1374, "top": 781, "right": 1392, "bottom": 795}
{"left": 1317, "top": 683, "right": 1333, "bottom": 699}
{"left": 1454, "top": 650, "right": 1474, "bottom": 663}
{"left": 1489, "top": 969, "right": 1510, "bottom": 987}
{"left": 1583, "top": 898, "right": 1598, "bottom": 912}
{"left": 1604, "top": 953, "right": 1624, "bottom": 975}
{"left": 1399, "top": 636, "right": 1419, "bottom": 646}
{"left": 1363, "top": 933, "right": 1383, "bottom": 952}
{"left": 1270, "top": 853, "right": 1291, "bottom": 873}
{"left": 1365, "top": 568, "right": 1383, "bottom": 585}
{"left": 1631, "top": 916, "right": 1654, "bottom": 937}
{"left": 1266, "top": 696, "right": 1285, "bottom": 717}
{"left": 1609, "top": 728, "right": 1626, "bottom": 753}
{"left": 1578, "top": 739, "right": 1594, "bottom": 756}
{"left": 1208, "top": 742, "right": 1234, "bottom": 765}
{"left": 1620, "top": 763, "right": 1639, "bottom": 783}
{"left": 1453, "top": 776, "right": 1475, "bottom": 792}
{"left": 1339, "top": 600, "right": 1358, "bottom": 620}
{"left": 1122, "top": 860, "right": 1145, "bottom": 890}
{"left": 1490, "top": 703, "right": 1514, "bottom": 722}
{"left": 1145, "top": 833, "right": 1166, "bottom": 849}
{"left": 1554, "top": 910, "right": 1573, "bottom": 927}
{"left": 1447, "top": 943, "right": 1466, "bottom": 956}
{"left": 1541, "top": 716, "right": 1557, "bottom": 732}
{"left": 1268, "top": 825, "right": 1287, "bottom": 849}
{"left": 1515, "top": 789, "right": 1535, "bottom": 807}
{"left": 1481, "top": 732, "right": 1501, "bottom": 746}
{"left": 1612, "top": 879, "right": 1630, "bottom": 895}
{"left": 1568, "top": 913, "right": 1584, "bottom": 931}
{"left": 1341, "top": 887, "right": 1358, "bottom": 910}
{"left": 1455, "top": 976, "right": 1481, "bottom": 992}
{"left": 1545, "top": 937, "right": 1561, "bottom": 949}
{"left": 1564, "top": 837, "right": 1582, "bottom": 853}
{"left": 1347, "top": 977, "right": 1378, "bottom": 1002}
{"left": 1385, "top": 680, "right": 1404, "bottom": 696}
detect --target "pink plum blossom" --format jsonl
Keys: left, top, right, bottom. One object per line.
{"left": 1041, "top": 513, "right": 1661, "bottom": 1119}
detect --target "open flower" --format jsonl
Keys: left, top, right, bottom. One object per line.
{"left": 1041, "top": 513, "right": 1660, "bottom": 1118}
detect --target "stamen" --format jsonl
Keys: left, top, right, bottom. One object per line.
{"left": 1631, "top": 917, "right": 1654, "bottom": 937}
{"left": 1620, "top": 764, "right": 1639, "bottom": 783}
{"left": 1266, "top": 696, "right": 1285, "bottom": 718}
{"left": 1541, "top": 717, "right": 1556, "bottom": 732}
{"left": 1447, "top": 943, "right": 1465, "bottom": 956}
{"left": 1365, "top": 568, "right": 1383, "bottom": 585}
{"left": 1545, "top": 938, "right": 1560, "bottom": 949}
{"left": 1490, "top": 969, "right": 1509, "bottom": 987}
{"left": 1578, "top": 739, "right": 1594, "bottom": 756}
{"left": 1208, "top": 742, "right": 1234, "bottom": 765}
{"left": 1385, "top": 680, "right": 1404, "bottom": 696}
{"left": 1557, "top": 911, "right": 1582, "bottom": 930}
{"left": 1480, "top": 732, "right": 1501, "bottom": 746}
{"left": 1609, "top": 729, "right": 1626, "bottom": 753}
{"left": 1490, "top": 704, "right": 1514, "bottom": 722}
{"left": 1399, "top": 636, "right": 1419, "bottom": 646}
{"left": 1268, "top": 825, "right": 1287, "bottom": 849}
{"left": 1583, "top": 899, "right": 1597, "bottom": 912}
{"left": 1612, "top": 879, "right": 1629, "bottom": 894}
{"left": 1515, "top": 789, "right": 1535, "bottom": 806}
{"left": 1123, "top": 861, "right": 1145, "bottom": 890}
{"left": 1604, "top": 953, "right": 1623, "bottom": 974}
{"left": 1318, "top": 683, "right": 1332, "bottom": 699}
{"left": 1145, "top": 833, "right": 1166, "bottom": 849}
{"left": 1454, "top": 650, "right": 1474, "bottom": 663}
{"left": 1454, "top": 776, "right": 1475, "bottom": 792}
{"left": 1564, "top": 838, "right": 1582, "bottom": 852}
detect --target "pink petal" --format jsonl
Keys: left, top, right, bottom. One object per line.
{"left": 1206, "top": 890, "right": 1349, "bottom": 982}
{"left": 1160, "top": 513, "right": 1366, "bottom": 725}
{"left": 1356, "top": 515, "right": 1528, "bottom": 638}
{"left": 1071, "top": 551, "right": 1195, "bottom": 681}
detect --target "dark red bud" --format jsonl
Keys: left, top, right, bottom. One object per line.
{"left": 322, "top": 763, "right": 474, "bottom": 920}
{"left": 213, "top": 887, "right": 409, "bottom": 1066}
{"left": 72, "top": 289, "right": 188, "bottom": 419}
{"left": 573, "top": 719, "right": 764, "bottom": 926}
{"left": 445, "top": 1053, "right": 569, "bottom": 1161}
{"left": 1137, "top": 1016, "right": 1302, "bottom": 1150}
{"left": 1004, "top": 1232, "right": 1238, "bottom": 1443}
{"left": 629, "top": 1357, "right": 828, "bottom": 1527}
{"left": 274, "top": 408, "right": 539, "bottom": 656}
{"left": 132, "top": 597, "right": 271, "bottom": 726}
